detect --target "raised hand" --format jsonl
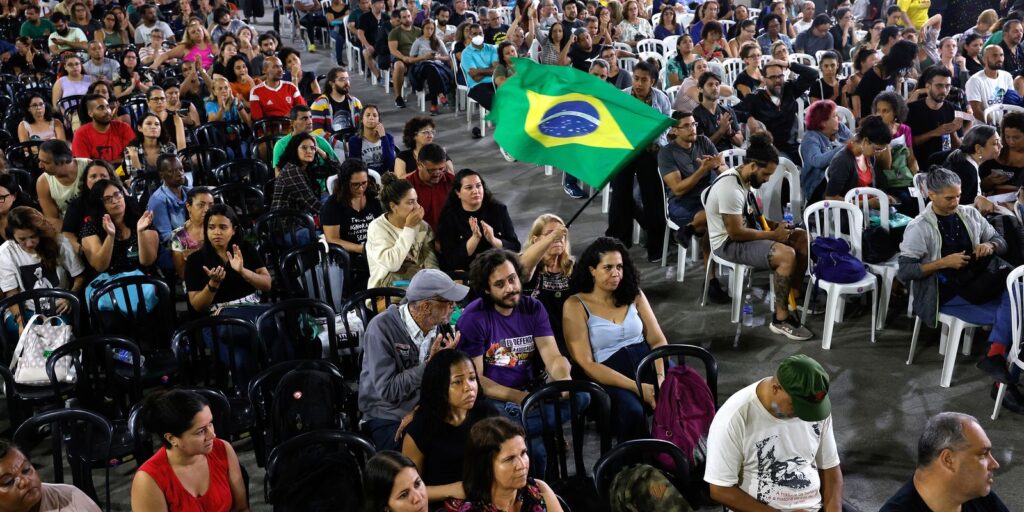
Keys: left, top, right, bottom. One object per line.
{"left": 469, "top": 216, "right": 482, "bottom": 238}
{"left": 480, "top": 220, "right": 496, "bottom": 243}
{"left": 227, "top": 244, "right": 245, "bottom": 273}
{"left": 136, "top": 210, "right": 153, "bottom": 232}
{"left": 203, "top": 265, "right": 226, "bottom": 285}
{"left": 102, "top": 214, "right": 116, "bottom": 236}
{"left": 405, "top": 205, "right": 424, "bottom": 227}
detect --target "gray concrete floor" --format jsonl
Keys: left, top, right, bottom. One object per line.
{"left": 21, "top": 10, "right": 1024, "bottom": 512}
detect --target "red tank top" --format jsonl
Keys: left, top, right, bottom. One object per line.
{"left": 138, "top": 438, "right": 234, "bottom": 512}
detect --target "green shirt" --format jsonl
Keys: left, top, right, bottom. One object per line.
{"left": 388, "top": 26, "right": 422, "bottom": 56}
{"left": 986, "top": 31, "right": 1003, "bottom": 46}
{"left": 20, "top": 19, "right": 55, "bottom": 38}
{"left": 272, "top": 133, "right": 338, "bottom": 168}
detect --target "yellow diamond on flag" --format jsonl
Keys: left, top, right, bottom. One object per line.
{"left": 524, "top": 90, "right": 634, "bottom": 150}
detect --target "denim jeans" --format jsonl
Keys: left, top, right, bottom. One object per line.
{"left": 940, "top": 292, "right": 1012, "bottom": 349}
{"left": 600, "top": 342, "right": 655, "bottom": 442}
{"left": 486, "top": 392, "right": 590, "bottom": 478}
{"left": 363, "top": 417, "right": 401, "bottom": 451}
{"left": 331, "top": 26, "right": 347, "bottom": 65}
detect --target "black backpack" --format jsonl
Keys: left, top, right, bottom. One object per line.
{"left": 271, "top": 369, "right": 349, "bottom": 444}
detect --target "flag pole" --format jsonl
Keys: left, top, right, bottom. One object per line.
{"left": 564, "top": 189, "right": 601, "bottom": 228}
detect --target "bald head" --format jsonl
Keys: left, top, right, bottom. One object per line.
{"left": 264, "top": 56, "right": 283, "bottom": 82}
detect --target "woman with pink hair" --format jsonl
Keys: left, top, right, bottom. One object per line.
{"left": 798, "top": 100, "right": 852, "bottom": 202}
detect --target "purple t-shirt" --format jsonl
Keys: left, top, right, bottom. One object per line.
{"left": 457, "top": 296, "right": 554, "bottom": 390}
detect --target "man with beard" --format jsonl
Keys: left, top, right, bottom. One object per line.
{"left": 704, "top": 133, "right": 813, "bottom": 340}
{"left": 209, "top": 6, "right": 247, "bottom": 45}
{"left": 71, "top": 94, "right": 135, "bottom": 166}
{"left": 133, "top": 4, "right": 174, "bottom": 46}
{"left": 457, "top": 249, "right": 585, "bottom": 477}
{"left": 406, "top": 143, "right": 453, "bottom": 231}
{"left": 880, "top": 412, "right": 1009, "bottom": 511}
{"left": 999, "top": 19, "right": 1024, "bottom": 76}
{"left": 47, "top": 13, "right": 88, "bottom": 54}
{"left": 83, "top": 41, "right": 119, "bottom": 82}
{"left": 559, "top": 0, "right": 584, "bottom": 46}
{"left": 387, "top": 7, "right": 422, "bottom": 108}
{"left": 249, "top": 56, "right": 306, "bottom": 120}
{"left": 436, "top": 6, "right": 456, "bottom": 42}
{"left": 966, "top": 45, "right": 1014, "bottom": 123}
{"left": 567, "top": 28, "right": 602, "bottom": 72}
{"left": 693, "top": 72, "right": 743, "bottom": 152}
{"left": 250, "top": 33, "right": 278, "bottom": 76}
{"left": 483, "top": 7, "right": 509, "bottom": 44}
{"left": 907, "top": 66, "right": 961, "bottom": 166}
{"left": 706, "top": 354, "right": 842, "bottom": 510}
{"left": 450, "top": 0, "right": 478, "bottom": 28}
{"left": 19, "top": 4, "right": 54, "bottom": 39}
{"left": 311, "top": 66, "right": 363, "bottom": 146}
{"left": 734, "top": 58, "right": 818, "bottom": 164}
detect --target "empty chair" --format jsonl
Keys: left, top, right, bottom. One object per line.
{"left": 280, "top": 242, "right": 351, "bottom": 310}
{"left": 211, "top": 159, "right": 272, "bottom": 187}
{"left": 265, "top": 430, "right": 375, "bottom": 509}
{"left": 212, "top": 183, "right": 266, "bottom": 231}
{"left": 257, "top": 298, "right": 340, "bottom": 363}
{"left": 253, "top": 209, "right": 318, "bottom": 280}
{"left": 88, "top": 275, "right": 174, "bottom": 355}
{"left": 177, "top": 146, "right": 228, "bottom": 186}
{"left": 195, "top": 121, "right": 253, "bottom": 160}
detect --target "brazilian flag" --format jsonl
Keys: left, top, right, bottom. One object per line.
{"left": 488, "top": 58, "right": 674, "bottom": 189}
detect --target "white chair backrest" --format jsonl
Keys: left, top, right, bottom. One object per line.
{"left": 613, "top": 42, "right": 633, "bottom": 53}
{"left": 721, "top": 57, "right": 744, "bottom": 86}
{"left": 528, "top": 39, "right": 541, "bottom": 61}
{"left": 912, "top": 171, "right": 929, "bottom": 213}
{"left": 760, "top": 157, "right": 803, "bottom": 222}
{"left": 803, "top": 200, "right": 866, "bottom": 259}
{"left": 835, "top": 105, "right": 856, "bottom": 133}
{"left": 651, "top": 12, "right": 662, "bottom": 27}
{"left": 985, "top": 104, "right": 1024, "bottom": 127}
{"left": 639, "top": 51, "right": 667, "bottom": 86}
{"left": 495, "top": 6, "right": 512, "bottom": 25}
{"left": 854, "top": 29, "right": 867, "bottom": 41}
{"left": 619, "top": 57, "right": 639, "bottom": 73}
{"left": 844, "top": 186, "right": 890, "bottom": 232}
{"left": 718, "top": 94, "right": 741, "bottom": 108}
{"left": 663, "top": 35, "right": 680, "bottom": 55}
{"left": 718, "top": 20, "right": 735, "bottom": 33}
{"left": 720, "top": 148, "right": 746, "bottom": 169}
{"left": 748, "top": 7, "right": 761, "bottom": 19}
{"left": 1006, "top": 266, "right": 1024, "bottom": 372}
{"left": 637, "top": 38, "right": 666, "bottom": 55}
{"left": 760, "top": 54, "right": 773, "bottom": 67}
{"left": 796, "top": 99, "right": 806, "bottom": 142}
{"left": 840, "top": 61, "right": 854, "bottom": 79}
{"left": 789, "top": 52, "right": 816, "bottom": 66}
{"left": 901, "top": 78, "right": 918, "bottom": 99}
{"left": 814, "top": 50, "right": 832, "bottom": 65}
{"left": 680, "top": 12, "right": 694, "bottom": 27}
{"left": 665, "top": 85, "right": 680, "bottom": 104}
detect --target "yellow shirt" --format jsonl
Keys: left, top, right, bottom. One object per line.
{"left": 898, "top": 0, "right": 931, "bottom": 30}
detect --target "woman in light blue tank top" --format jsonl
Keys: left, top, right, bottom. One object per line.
{"left": 563, "top": 237, "right": 669, "bottom": 442}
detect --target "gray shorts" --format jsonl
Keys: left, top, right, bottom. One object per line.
{"left": 714, "top": 239, "right": 775, "bottom": 270}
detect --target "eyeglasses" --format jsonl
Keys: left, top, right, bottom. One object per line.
{"left": 101, "top": 191, "right": 123, "bottom": 204}
{"left": 418, "top": 129, "right": 435, "bottom": 136}
{"left": 0, "top": 193, "right": 12, "bottom": 202}
{"left": 765, "top": 74, "right": 784, "bottom": 80}
{"left": 148, "top": 96, "right": 166, "bottom": 102}
{"left": 350, "top": 181, "right": 369, "bottom": 188}
{"left": 430, "top": 298, "right": 456, "bottom": 309}
{"left": 29, "top": 102, "right": 45, "bottom": 108}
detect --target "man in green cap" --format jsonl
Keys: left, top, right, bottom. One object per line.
{"left": 705, "top": 354, "right": 844, "bottom": 511}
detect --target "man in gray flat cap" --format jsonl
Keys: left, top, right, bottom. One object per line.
{"left": 358, "top": 268, "right": 467, "bottom": 451}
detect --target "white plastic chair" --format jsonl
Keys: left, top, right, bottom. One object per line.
{"left": 911, "top": 172, "right": 929, "bottom": 216}
{"left": 760, "top": 157, "right": 803, "bottom": 223}
{"left": 721, "top": 57, "right": 744, "bottom": 87}
{"left": 665, "top": 85, "right": 680, "bottom": 104}
{"left": 900, "top": 78, "right": 917, "bottom": 99}
{"left": 659, "top": 192, "right": 701, "bottom": 280}
{"left": 663, "top": 35, "right": 680, "bottom": 56}
{"left": 638, "top": 51, "right": 667, "bottom": 87}
{"left": 720, "top": 148, "right": 746, "bottom": 169}
{"left": 651, "top": 12, "right": 661, "bottom": 27}
{"left": 637, "top": 38, "right": 666, "bottom": 55}
{"left": 459, "top": 65, "right": 489, "bottom": 136}
{"left": 813, "top": 50, "right": 832, "bottom": 65}
{"left": 840, "top": 61, "right": 854, "bottom": 79}
{"left": 908, "top": 312, "right": 984, "bottom": 388}
{"left": 993, "top": 265, "right": 1024, "bottom": 419}
{"left": 802, "top": 200, "right": 878, "bottom": 350}
{"left": 613, "top": 42, "right": 633, "bottom": 53}
{"left": 680, "top": 12, "right": 694, "bottom": 27}
{"left": 844, "top": 187, "right": 898, "bottom": 329}
{"left": 718, "top": 20, "right": 735, "bottom": 34}
{"left": 788, "top": 52, "right": 816, "bottom": 66}
{"left": 528, "top": 39, "right": 542, "bottom": 62}
{"left": 760, "top": 54, "right": 773, "bottom": 67}
{"left": 619, "top": 57, "right": 639, "bottom": 73}
{"left": 718, "top": 95, "right": 741, "bottom": 108}
{"left": 748, "top": 7, "right": 761, "bottom": 20}
{"left": 835, "top": 105, "right": 856, "bottom": 134}
{"left": 984, "top": 104, "right": 1024, "bottom": 127}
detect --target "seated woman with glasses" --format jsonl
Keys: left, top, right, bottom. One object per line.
{"left": 79, "top": 179, "right": 158, "bottom": 275}
{"left": 62, "top": 160, "right": 124, "bottom": 255}
{"left": 393, "top": 117, "right": 454, "bottom": 179}
{"left": 18, "top": 92, "right": 67, "bottom": 143}
{"left": 0, "top": 207, "right": 84, "bottom": 337}
{"left": 823, "top": 115, "right": 897, "bottom": 205}
{"left": 146, "top": 86, "right": 187, "bottom": 150}
{"left": 321, "top": 159, "right": 383, "bottom": 295}
{"left": 171, "top": 187, "right": 214, "bottom": 280}
{"left": 0, "top": 438, "right": 101, "bottom": 511}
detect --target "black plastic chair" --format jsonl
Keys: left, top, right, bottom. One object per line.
{"left": 281, "top": 242, "right": 351, "bottom": 310}
{"left": 592, "top": 439, "right": 694, "bottom": 507}
{"left": 336, "top": 287, "right": 405, "bottom": 379}
{"left": 634, "top": 344, "right": 719, "bottom": 407}
{"left": 6, "top": 167, "right": 37, "bottom": 200}
{"left": 247, "top": 359, "right": 349, "bottom": 466}
{"left": 5, "top": 140, "right": 43, "bottom": 171}
{"left": 252, "top": 116, "right": 292, "bottom": 138}
{"left": 211, "top": 158, "right": 272, "bottom": 187}
{"left": 213, "top": 183, "right": 266, "bottom": 232}
{"left": 264, "top": 429, "right": 375, "bottom": 508}
{"left": 178, "top": 146, "right": 228, "bottom": 186}
{"left": 254, "top": 209, "right": 317, "bottom": 286}
{"left": 14, "top": 408, "right": 113, "bottom": 510}
{"left": 256, "top": 298, "right": 339, "bottom": 364}
{"left": 195, "top": 121, "right": 252, "bottom": 160}
{"left": 121, "top": 95, "right": 149, "bottom": 130}
{"left": 520, "top": 380, "right": 612, "bottom": 499}
{"left": 0, "top": 289, "right": 80, "bottom": 363}
{"left": 251, "top": 134, "right": 285, "bottom": 165}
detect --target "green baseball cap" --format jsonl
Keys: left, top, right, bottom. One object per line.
{"left": 776, "top": 354, "right": 831, "bottom": 422}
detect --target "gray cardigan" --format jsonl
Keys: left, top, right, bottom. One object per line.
{"left": 357, "top": 305, "right": 426, "bottom": 422}
{"left": 897, "top": 205, "right": 1006, "bottom": 328}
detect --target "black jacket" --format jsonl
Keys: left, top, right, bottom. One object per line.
{"left": 733, "top": 62, "right": 819, "bottom": 153}
{"left": 436, "top": 201, "right": 521, "bottom": 272}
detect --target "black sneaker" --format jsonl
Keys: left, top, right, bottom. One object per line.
{"left": 471, "top": 127, "right": 482, "bottom": 139}
{"left": 769, "top": 316, "right": 814, "bottom": 341}
{"left": 674, "top": 224, "right": 694, "bottom": 245}
{"left": 978, "top": 354, "right": 1012, "bottom": 384}
{"left": 563, "top": 180, "right": 586, "bottom": 199}
{"left": 990, "top": 382, "right": 1024, "bottom": 414}
{"left": 395, "top": 96, "right": 407, "bottom": 108}
{"left": 706, "top": 278, "right": 730, "bottom": 304}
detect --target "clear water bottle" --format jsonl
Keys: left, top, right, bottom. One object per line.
{"left": 665, "top": 265, "right": 676, "bottom": 280}
{"left": 941, "top": 133, "right": 952, "bottom": 152}
{"left": 113, "top": 349, "right": 145, "bottom": 366}
{"left": 783, "top": 205, "right": 794, "bottom": 225}
{"left": 741, "top": 294, "right": 755, "bottom": 327}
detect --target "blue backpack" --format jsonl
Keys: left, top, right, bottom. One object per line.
{"left": 810, "top": 237, "right": 867, "bottom": 284}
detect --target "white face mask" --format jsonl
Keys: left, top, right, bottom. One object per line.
{"left": 471, "top": 35, "right": 484, "bottom": 46}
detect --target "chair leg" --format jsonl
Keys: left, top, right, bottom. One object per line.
{"left": 479, "top": 107, "right": 487, "bottom": 137}
{"left": 730, "top": 265, "right": 747, "bottom": 324}
{"left": 877, "top": 271, "right": 894, "bottom": 329}
{"left": 992, "top": 383, "right": 1006, "bottom": 420}
{"left": 601, "top": 185, "right": 610, "bottom": 214}
{"left": 661, "top": 227, "right": 670, "bottom": 268}
{"left": 632, "top": 221, "right": 641, "bottom": 245}
{"left": 545, "top": 165, "right": 553, "bottom": 176}
{"left": 870, "top": 286, "right": 877, "bottom": 344}
{"left": 940, "top": 322, "right": 964, "bottom": 388}
{"left": 801, "top": 278, "right": 814, "bottom": 325}
{"left": 676, "top": 243, "right": 685, "bottom": 283}
{"left": 820, "top": 288, "right": 842, "bottom": 350}
{"left": 908, "top": 316, "right": 922, "bottom": 364}
{"left": 962, "top": 327, "right": 975, "bottom": 356}
{"left": 689, "top": 236, "right": 701, "bottom": 264}
{"left": 701, "top": 258, "right": 713, "bottom": 307}
{"left": 939, "top": 323, "right": 949, "bottom": 355}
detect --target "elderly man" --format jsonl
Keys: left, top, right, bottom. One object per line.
{"left": 706, "top": 354, "right": 843, "bottom": 511}
{"left": 406, "top": 143, "right": 453, "bottom": 231}
{"left": 880, "top": 412, "right": 1009, "bottom": 511}
{"left": 358, "top": 268, "right": 467, "bottom": 451}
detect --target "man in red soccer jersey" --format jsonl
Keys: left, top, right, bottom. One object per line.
{"left": 249, "top": 56, "right": 306, "bottom": 120}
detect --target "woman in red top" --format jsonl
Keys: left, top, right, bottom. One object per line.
{"left": 131, "top": 389, "right": 249, "bottom": 512}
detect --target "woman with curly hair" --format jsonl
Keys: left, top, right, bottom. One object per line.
{"left": 322, "top": 158, "right": 383, "bottom": 294}
{"left": 563, "top": 236, "right": 667, "bottom": 442}
{"left": 393, "top": 116, "right": 453, "bottom": 178}
{"left": 18, "top": 92, "right": 66, "bottom": 143}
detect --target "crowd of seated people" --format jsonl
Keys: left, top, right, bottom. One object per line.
{"left": 2, "top": 0, "right": 1024, "bottom": 509}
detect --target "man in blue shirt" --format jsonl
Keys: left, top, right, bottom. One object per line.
{"left": 460, "top": 23, "right": 499, "bottom": 110}
{"left": 147, "top": 154, "right": 190, "bottom": 272}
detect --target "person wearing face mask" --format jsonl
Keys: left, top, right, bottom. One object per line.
{"left": 704, "top": 133, "right": 813, "bottom": 341}
{"left": 705, "top": 354, "right": 843, "bottom": 512}
{"left": 461, "top": 23, "right": 499, "bottom": 115}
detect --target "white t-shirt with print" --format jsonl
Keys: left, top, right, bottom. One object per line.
{"left": 705, "top": 168, "right": 750, "bottom": 251}
{"left": 965, "top": 69, "right": 1014, "bottom": 110}
{"left": 704, "top": 379, "right": 841, "bottom": 511}
{"left": 0, "top": 237, "right": 84, "bottom": 294}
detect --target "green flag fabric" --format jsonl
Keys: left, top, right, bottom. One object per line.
{"left": 487, "top": 58, "right": 675, "bottom": 190}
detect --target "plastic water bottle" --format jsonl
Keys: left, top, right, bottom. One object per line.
{"left": 741, "top": 294, "right": 755, "bottom": 327}
{"left": 113, "top": 349, "right": 145, "bottom": 366}
{"left": 941, "top": 133, "right": 952, "bottom": 152}
{"left": 783, "top": 205, "right": 794, "bottom": 225}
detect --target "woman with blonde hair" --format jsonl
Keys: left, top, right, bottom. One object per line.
{"left": 520, "top": 213, "right": 574, "bottom": 352}
{"left": 152, "top": 19, "right": 216, "bottom": 71}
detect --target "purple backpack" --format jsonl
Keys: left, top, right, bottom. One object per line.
{"left": 651, "top": 365, "right": 716, "bottom": 470}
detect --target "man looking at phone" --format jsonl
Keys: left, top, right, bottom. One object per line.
{"left": 358, "top": 268, "right": 468, "bottom": 451}
{"left": 457, "top": 249, "right": 587, "bottom": 477}
{"left": 908, "top": 66, "right": 963, "bottom": 166}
